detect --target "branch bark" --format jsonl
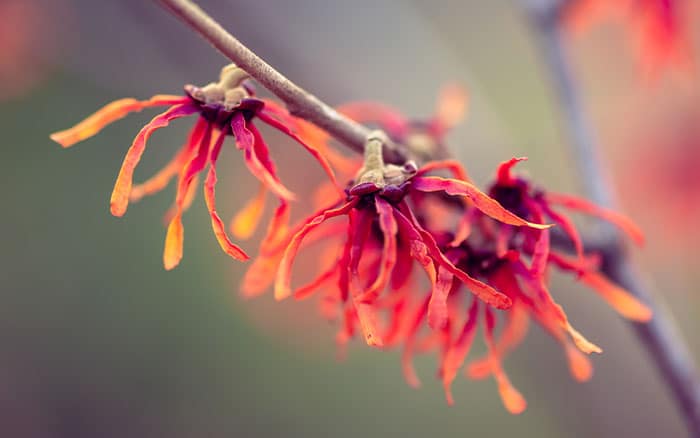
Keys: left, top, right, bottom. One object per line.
{"left": 156, "top": 0, "right": 371, "bottom": 155}
{"left": 524, "top": 1, "right": 700, "bottom": 436}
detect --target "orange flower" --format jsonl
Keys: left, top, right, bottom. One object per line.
{"left": 51, "top": 65, "right": 337, "bottom": 269}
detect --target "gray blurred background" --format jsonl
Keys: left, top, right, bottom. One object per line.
{"left": 1, "top": 0, "right": 699, "bottom": 436}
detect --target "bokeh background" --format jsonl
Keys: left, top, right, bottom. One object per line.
{"left": 1, "top": 0, "right": 699, "bottom": 437}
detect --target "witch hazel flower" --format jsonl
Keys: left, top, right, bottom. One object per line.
{"left": 432, "top": 157, "right": 651, "bottom": 412}
{"left": 51, "top": 64, "right": 338, "bottom": 269}
{"left": 272, "top": 132, "right": 549, "bottom": 348}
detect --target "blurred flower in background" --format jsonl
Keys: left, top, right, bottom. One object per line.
{"left": 566, "top": 0, "right": 697, "bottom": 79}
{"left": 0, "top": 0, "right": 71, "bottom": 101}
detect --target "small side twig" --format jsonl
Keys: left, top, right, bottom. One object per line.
{"left": 156, "top": 0, "right": 372, "bottom": 156}
{"left": 524, "top": 1, "right": 700, "bottom": 436}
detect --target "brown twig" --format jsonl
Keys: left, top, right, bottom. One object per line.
{"left": 156, "top": 0, "right": 372, "bottom": 156}
{"left": 524, "top": 1, "right": 700, "bottom": 436}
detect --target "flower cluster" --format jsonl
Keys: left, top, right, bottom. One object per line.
{"left": 52, "top": 68, "right": 650, "bottom": 414}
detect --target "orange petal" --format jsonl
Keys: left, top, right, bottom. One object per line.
{"left": 565, "top": 342, "right": 594, "bottom": 382}
{"left": 110, "top": 103, "right": 199, "bottom": 217}
{"left": 546, "top": 192, "right": 644, "bottom": 245}
{"left": 411, "top": 176, "right": 552, "bottom": 230}
{"left": 231, "top": 183, "right": 267, "bottom": 239}
{"left": 432, "top": 83, "right": 468, "bottom": 135}
{"left": 402, "top": 296, "right": 431, "bottom": 388}
{"left": 163, "top": 214, "right": 184, "bottom": 271}
{"left": 50, "top": 95, "right": 189, "bottom": 148}
{"left": 160, "top": 122, "right": 214, "bottom": 269}
{"left": 581, "top": 271, "right": 652, "bottom": 321}
{"left": 203, "top": 129, "right": 249, "bottom": 262}
{"left": 566, "top": 322, "right": 602, "bottom": 354}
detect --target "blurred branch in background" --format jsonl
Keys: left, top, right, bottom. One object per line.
{"left": 522, "top": 0, "right": 700, "bottom": 435}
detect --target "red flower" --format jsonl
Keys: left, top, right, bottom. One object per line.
{"left": 566, "top": 0, "right": 696, "bottom": 78}
{"left": 51, "top": 65, "right": 338, "bottom": 269}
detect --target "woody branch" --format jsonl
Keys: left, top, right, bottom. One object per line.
{"left": 522, "top": 0, "right": 700, "bottom": 435}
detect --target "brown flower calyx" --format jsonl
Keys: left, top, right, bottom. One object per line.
{"left": 184, "top": 64, "right": 253, "bottom": 111}
{"left": 355, "top": 130, "right": 417, "bottom": 188}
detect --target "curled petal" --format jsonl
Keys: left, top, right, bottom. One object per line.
{"left": 131, "top": 117, "right": 208, "bottom": 203}
{"left": 495, "top": 157, "right": 527, "bottom": 186}
{"left": 545, "top": 192, "right": 644, "bottom": 245}
{"left": 415, "top": 159, "right": 471, "bottom": 182}
{"left": 566, "top": 322, "right": 603, "bottom": 354}
{"left": 231, "top": 113, "right": 296, "bottom": 201}
{"left": 540, "top": 201, "right": 585, "bottom": 261}
{"left": 203, "top": 129, "right": 249, "bottom": 262}
{"left": 50, "top": 95, "right": 189, "bottom": 147}
{"left": 395, "top": 204, "right": 512, "bottom": 309}
{"left": 110, "top": 103, "right": 199, "bottom": 217}
{"left": 411, "top": 176, "right": 552, "bottom": 230}
{"left": 274, "top": 199, "right": 358, "bottom": 300}
{"left": 231, "top": 183, "right": 267, "bottom": 239}
{"left": 357, "top": 197, "right": 398, "bottom": 303}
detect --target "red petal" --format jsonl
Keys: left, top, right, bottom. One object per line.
{"left": 415, "top": 160, "right": 472, "bottom": 182}
{"left": 411, "top": 176, "right": 552, "bottom": 230}
{"left": 203, "top": 128, "right": 250, "bottom": 262}
{"left": 395, "top": 203, "right": 512, "bottom": 309}
{"left": 110, "top": 103, "right": 199, "bottom": 217}
{"left": 356, "top": 197, "right": 398, "bottom": 303}
{"left": 428, "top": 266, "right": 454, "bottom": 329}
{"left": 442, "top": 299, "right": 479, "bottom": 405}
{"left": 162, "top": 122, "right": 213, "bottom": 270}
{"left": 258, "top": 103, "right": 342, "bottom": 192}
{"left": 274, "top": 199, "right": 358, "bottom": 300}
{"left": 495, "top": 157, "right": 527, "bottom": 186}
{"left": 545, "top": 192, "right": 644, "bottom": 245}
{"left": 230, "top": 113, "right": 296, "bottom": 201}
{"left": 483, "top": 307, "right": 527, "bottom": 414}
{"left": 401, "top": 295, "right": 431, "bottom": 388}
{"left": 540, "top": 201, "right": 585, "bottom": 261}
{"left": 50, "top": 95, "right": 189, "bottom": 148}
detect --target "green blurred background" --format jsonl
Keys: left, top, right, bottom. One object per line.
{"left": 1, "top": 0, "right": 699, "bottom": 436}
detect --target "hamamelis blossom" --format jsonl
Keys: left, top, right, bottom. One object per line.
{"left": 51, "top": 64, "right": 337, "bottom": 269}
{"left": 270, "top": 133, "right": 549, "bottom": 347}
{"left": 431, "top": 157, "right": 650, "bottom": 412}
{"left": 566, "top": 0, "right": 695, "bottom": 78}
